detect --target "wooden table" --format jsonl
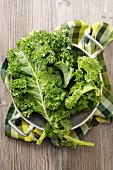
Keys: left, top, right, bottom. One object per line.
{"left": 0, "top": 0, "right": 113, "bottom": 170}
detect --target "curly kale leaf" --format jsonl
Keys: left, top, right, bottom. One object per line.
{"left": 55, "top": 61, "right": 74, "bottom": 88}
{"left": 65, "top": 82, "right": 98, "bottom": 109}
{"left": 65, "top": 56, "right": 102, "bottom": 110}
{"left": 77, "top": 56, "right": 102, "bottom": 83}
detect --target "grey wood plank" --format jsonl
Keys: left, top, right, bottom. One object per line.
{"left": 1, "top": 0, "right": 113, "bottom": 170}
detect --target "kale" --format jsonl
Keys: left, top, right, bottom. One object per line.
{"left": 6, "top": 29, "right": 102, "bottom": 147}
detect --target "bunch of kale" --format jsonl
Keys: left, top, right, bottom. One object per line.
{"left": 6, "top": 29, "right": 102, "bottom": 147}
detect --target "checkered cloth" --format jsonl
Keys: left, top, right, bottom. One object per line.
{"left": 1, "top": 20, "right": 113, "bottom": 145}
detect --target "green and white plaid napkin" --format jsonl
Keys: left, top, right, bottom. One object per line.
{"left": 1, "top": 20, "right": 113, "bottom": 145}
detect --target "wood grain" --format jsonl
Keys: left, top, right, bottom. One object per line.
{"left": 0, "top": 0, "right": 113, "bottom": 170}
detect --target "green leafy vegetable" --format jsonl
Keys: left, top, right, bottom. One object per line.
{"left": 6, "top": 29, "right": 102, "bottom": 147}
{"left": 55, "top": 61, "right": 73, "bottom": 88}
{"left": 65, "top": 82, "right": 98, "bottom": 109}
